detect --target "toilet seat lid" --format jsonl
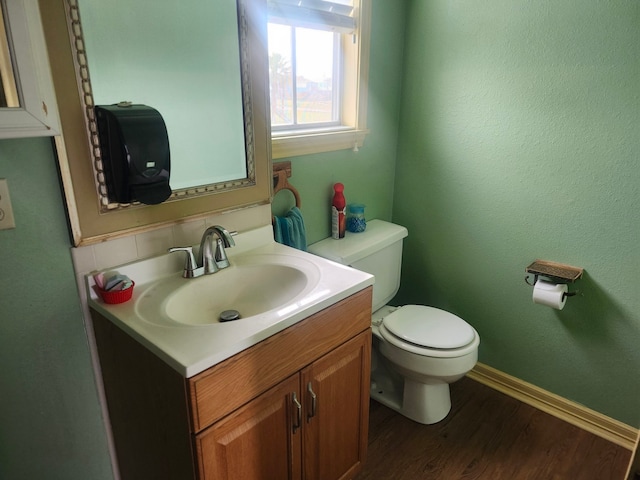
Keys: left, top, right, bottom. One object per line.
{"left": 383, "top": 305, "right": 475, "bottom": 349}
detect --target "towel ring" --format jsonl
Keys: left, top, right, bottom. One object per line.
{"left": 273, "top": 170, "right": 301, "bottom": 207}
{"left": 271, "top": 169, "right": 302, "bottom": 223}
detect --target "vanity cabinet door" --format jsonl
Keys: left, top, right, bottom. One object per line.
{"left": 302, "top": 330, "right": 371, "bottom": 480}
{"left": 195, "top": 373, "right": 302, "bottom": 480}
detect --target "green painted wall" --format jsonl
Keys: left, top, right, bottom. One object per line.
{"left": 0, "top": 138, "right": 112, "bottom": 479}
{"left": 2, "top": 1, "right": 636, "bottom": 477}
{"left": 273, "top": 1, "right": 406, "bottom": 244}
{"left": 393, "top": 0, "right": 640, "bottom": 425}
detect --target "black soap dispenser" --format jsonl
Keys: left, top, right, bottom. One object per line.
{"left": 95, "top": 103, "right": 171, "bottom": 205}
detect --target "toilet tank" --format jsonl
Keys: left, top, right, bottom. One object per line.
{"left": 307, "top": 220, "right": 408, "bottom": 312}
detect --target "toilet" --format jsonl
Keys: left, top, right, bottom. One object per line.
{"left": 308, "top": 219, "right": 480, "bottom": 424}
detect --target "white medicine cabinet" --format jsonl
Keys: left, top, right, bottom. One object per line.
{"left": 0, "top": 0, "right": 59, "bottom": 138}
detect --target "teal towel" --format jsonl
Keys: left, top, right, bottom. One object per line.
{"left": 273, "top": 206, "right": 307, "bottom": 251}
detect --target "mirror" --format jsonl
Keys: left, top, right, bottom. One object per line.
{"left": 38, "top": 0, "right": 271, "bottom": 245}
{"left": 0, "top": 0, "right": 60, "bottom": 138}
{"left": 0, "top": 4, "right": 19, "bottom": 108}
{"left": 79, "top": 0, "right": 248, "bottom": 195}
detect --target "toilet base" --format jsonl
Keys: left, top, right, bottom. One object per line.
{"left": 403, "top": 379, "right": 451, "bottom": 424}
{"left": 370, "top": 356, "right": 452, "bottom": 425}
{"left": 370, "top": 367, "right": 403, "bottom": 413}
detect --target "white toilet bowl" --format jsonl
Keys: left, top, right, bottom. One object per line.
{"left": 307, "top": 220, "right": 480, "bottom": 425}
{"left": 370, "top": 305, "right": 479, "bottom": 424}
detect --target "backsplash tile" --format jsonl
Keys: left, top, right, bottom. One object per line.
{"left": 135, "top": 225, "right": 175, "bottom": 259}
{"left": 70, "top": 242, "right": 96, "bottom": 275}
{"left": 72, "top": 203, "right": 272, "bottom": 278}
{"left": 172, "top": 218, "right": 207, "bottom": 246}
{"left": 93, "top": 235, "right": 138, "bottom": 270}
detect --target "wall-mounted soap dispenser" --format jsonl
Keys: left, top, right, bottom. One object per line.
{"left": 95, "top": 103, "right": 171, "bottom": 205}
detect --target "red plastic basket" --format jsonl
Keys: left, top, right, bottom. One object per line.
{"left": 99, "top": 282, "right": 135, "bottom": 305}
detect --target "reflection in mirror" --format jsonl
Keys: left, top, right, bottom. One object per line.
{"left": 0, "top": 3, "right": 19, "bottom": 108}
{"left": 71, "top": 0, "right": 255, "bottom": 211}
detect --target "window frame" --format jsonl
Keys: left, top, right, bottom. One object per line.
{"left": 269, "top": 0, "right": 370, "bottom": 159}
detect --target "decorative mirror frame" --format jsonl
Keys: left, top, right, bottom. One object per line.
{"left": 38, "top": 0, "right": 271, "bottom": 246}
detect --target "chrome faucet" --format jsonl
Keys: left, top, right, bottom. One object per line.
{"left": 197, "top": 225, "right": 236, "bottom": 272}
{"left": 169, "top": 225, "right": 236, "bottom": 278}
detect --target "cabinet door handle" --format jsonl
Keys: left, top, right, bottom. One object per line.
{"left": 292, "top": 392, "right": 302, "bottom": 433}
{"left": 307, "top": 382, "right": 317, "bottom": 422}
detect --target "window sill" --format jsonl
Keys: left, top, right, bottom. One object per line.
{"left": 271, "top": 128, "right": 369, "bottom": 159}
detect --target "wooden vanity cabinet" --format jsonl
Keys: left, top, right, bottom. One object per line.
{"left": 91, "top": 286, "right": 372, "bottom": 480}
{"left": 196, "top": 332, "right": 370, "bottom": 480}
{"left": 301, "top": 332, "right": 371, "bottom": 480}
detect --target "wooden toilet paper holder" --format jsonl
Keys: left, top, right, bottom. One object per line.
{"left": 525, "top": 260, "right": 583, "bottom": 298}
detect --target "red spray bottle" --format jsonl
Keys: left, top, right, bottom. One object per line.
{"left": 332, "top": 183, "right": 346, "bottom": 239}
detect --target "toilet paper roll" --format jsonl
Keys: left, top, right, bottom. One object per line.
{"left": 532, "top": 279, "right": 568, "bottom": 310}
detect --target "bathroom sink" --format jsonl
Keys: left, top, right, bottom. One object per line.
{"left": 87, "top": 225, "right": 374, "bottom": 376}
{"left": 134, "top": 253, "right": 322, "bottom": 327}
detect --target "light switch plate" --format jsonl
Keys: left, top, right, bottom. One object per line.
{"left": 0, "top": 178, "right": 16, "bottom": 230}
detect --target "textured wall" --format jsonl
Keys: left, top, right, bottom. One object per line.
{"left": 393, "top": 0, "right": 640, "bottom": 424}
{"left": 0, "top": 138, "right": 113, "bottom": 479}
{"left": 2, "top": 4, "right": 636, "bottom": 480}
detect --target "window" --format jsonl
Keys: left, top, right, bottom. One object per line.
{"left": 267, "top": 0, "right": 370, "bottom": 158}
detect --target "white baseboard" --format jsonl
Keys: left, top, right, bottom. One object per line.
{"left": 467, "top": 362, "right": 637, "bottom": 450}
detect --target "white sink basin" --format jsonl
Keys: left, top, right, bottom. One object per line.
{"left": 87, "top": 226, "right": 373, "bottom": 377}
{"left": 134, "top": 253, "right": 321, "bottom": 327}
{"left": 165, "top": 263, "right": 308, "bottom": 325}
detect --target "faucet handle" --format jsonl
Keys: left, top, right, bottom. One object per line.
{"left": 214, "top": 238, "right": 231, "bottom": 269}
{"left": 168, "top": 246, "right": 198, "bottom": 278}
{"left": 213, "top": 229, "right": 237, "bottom": 269}
{"left": 212, "top": 225, "right": 237, "bottom": 247}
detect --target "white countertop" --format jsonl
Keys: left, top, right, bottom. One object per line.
{"left": 87, "top": 225, "right": 374, "bottom": 378}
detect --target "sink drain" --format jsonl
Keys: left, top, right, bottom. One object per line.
{"left": 219, "top": 310, "right": 241, "bottom": 322}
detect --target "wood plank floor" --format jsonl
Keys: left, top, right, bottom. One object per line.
{"left": 355, "top": 377, "right": 630, "bottom": 480}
